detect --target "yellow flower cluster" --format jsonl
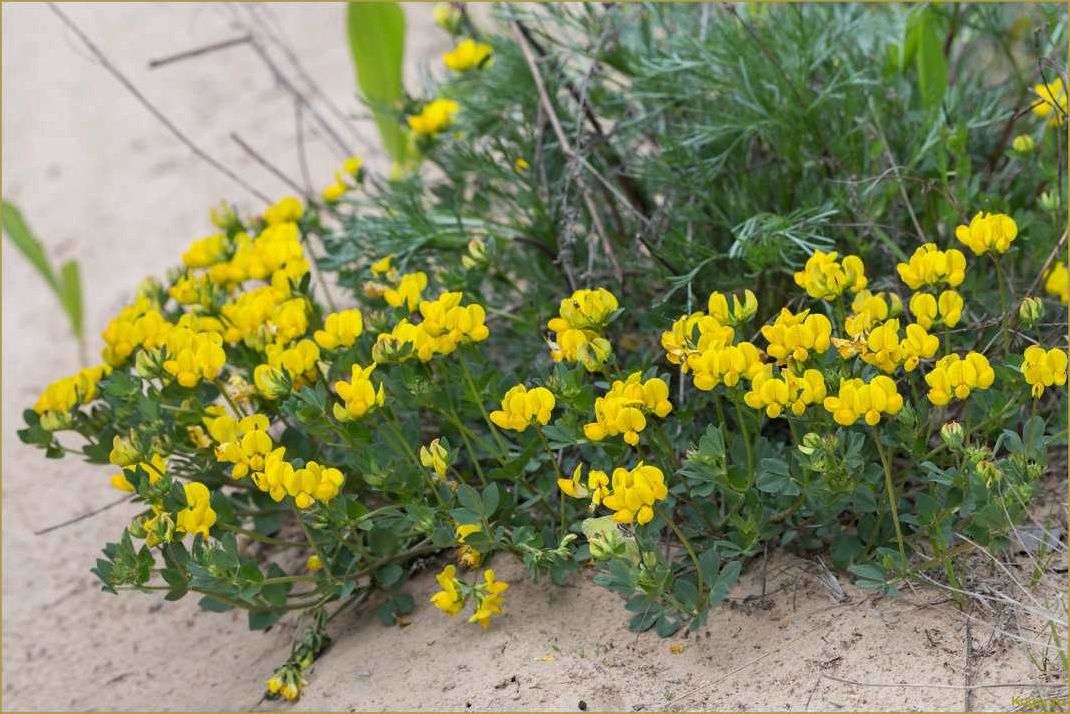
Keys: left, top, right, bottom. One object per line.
{"left": 706, "top": 289, "right": 758, "bottom": 327}
{"left": 1033, "top": 80, "right": 1067, "bottom": 126}
{"left": 583, "top": 372, "right": 672, "bottom": 447}
{"left": 744, "top": 365, "right": 827, "bottom": 418}
{"left": 1045, "top": 262, "right": 1069, "bottom": 304}
{"left": 1021, "top": 346, "right": 1067, "bottom": 398}
{"left": 420, "top": 438, "right": 450, "bottom": 479}
{"left": 373, "top": 292, "right": 490, "bottom": 363}
{"left": 384, "top": 272, "right": 428, "bottom": 312}
{"left": 443, "top": 38, "right": 493, "bottom": 72}
{"left": 263, "top": 338, "right": 320, "bottom": 392}
{"left": 430, "top": 565, "right": 510, "bottom": 630}
{"left": 793, "top": 250, "right": 867, "bottom": 300}
{"left": 221, "top": 280, "right": 309, "bottom": 349}
{"left": 110, "top": 453, "right": 167, "bottom": 492}
{"left": 761, "top": 308, "right": 832, "bottom": 364}
{"left": 557, "top": 463, "right": 610, "bottom": 510}
{"left": 661, "top": 290, "right": 762, "bottom": 389}
{"left": 101, "top": 297, "right": 172, "bottom": 367}
{"left": 162, "top": 327, "right": 227, "bottom": 388}
{"left": 333, "top": 363, "right": 386, "bottom": 421}
{"left": 823, "top": 376, "right": 904, "bottom": 426}
{"left": 601, "top": 462, "right": 668, "bottom": 525}
{"left": 954, "top": 212, "right": 1018, "bottom": 256}
{"left": 660, "top": 312, "right": 734, "bottom": 369}
{"left": 254, "top": 453, "right": 345, "bottom": 508}
{"left": 908, "top": 291, "right": 963, "bottom": 330}
{"left": 34, "top": 364, "right": 109, "bottom": 417}
{"left": 313, "top": 308, "right": 364, "bottom": 350}
{"left": 489, "top": 384, "right": 555, "bottom": 432}
{"left": 843, "top": 290, "right": 901, "bottom": 337}
{"left": 547, "top": 288, "right": 618, "bottom": 372}
{"left": 407, "top": 98, "right": 460, "bottom": 137}
{"left": 924, "top": 352, "right": 995, "bottom": 406}
{"left": 176, "top": 482, "right": 217, "bottom": 539}
{"left": 689, "top": 341, "right": 764, "bottom": 390}
{"left": 838, "top": 318, "right": 938, "bottom": 374}
{"left": 896, "top": 243, "right": 966, "bottom": 290}
{"left": 212, "top": 413, "right": 274, "bottom": 480}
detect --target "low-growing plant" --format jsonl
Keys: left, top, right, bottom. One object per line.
{"left": 20, "top": 2, "right": 1068, "bottom": 700}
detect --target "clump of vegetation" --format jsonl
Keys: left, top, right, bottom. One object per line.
{"left": 20, "top": 3, "right": 1067, "bottom": 700}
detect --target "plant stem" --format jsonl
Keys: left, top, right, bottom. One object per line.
{"left": 666, "top": 514, "right": 705, "bottom": 605}
{"left": 733, "top": 398, "right": 755, "bottom": 483}
{"left": 871, "top": 426, "right": 907, "bottom": 566}
{"left": 217, "top": 522, "right": 307, "bottom": 548}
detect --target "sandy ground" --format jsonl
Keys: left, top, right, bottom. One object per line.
{"left": 1, "top": 3, "right": 1066, "bottom": 712}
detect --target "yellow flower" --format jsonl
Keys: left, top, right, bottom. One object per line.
{"left": 370, "top": 255, "right": 394, "bottom": 277}
{"left": 1012, "top": 134, "right": 1035, "bottom": 153}
{"left": 321, "top": 181, "right": 347, "bottom": 204}
{"left": 1032, "top": 80, "right": 1067, "bottom": 126}
{"left": 101, "top": 300, "right": 173, "bottom": 366}
{"left": 924, "top": 352, "right": 996, "bottom": 406}
{"left": 954, "top": 212, "right": 1018, "bottom": 256}
{"left": 661, "top": 312, "right": 734, "bottom": 368}
{"left": 859, "top": 318, "right": 904, "bottom": 374}
{"left": 1044, "top": 261, "right": 1069, "bottom": 304}
{"left": 420, "top": 438, "right": 450, "bottom": 479}
{"left": 899, "top": 323, "right": 940, "bottom": 372}
{"left": 140, "top": 506, "right": 176, "bottom": 548}
{"left": 843, "top": 290, "right": 901, "bottom": 338}
{"left": 761, "top": 308, "right": 832, "bottom": 364}
{"left": 687, "top": 341, "right": 764, "bottom": 390}
{"left": 312, "top": 308, "right": 364, "bottom": 351}
{"left": 583, "top": 373, "right": 671, "bottom": 447}
{"left": 430, "top": 564, "right": 465, "bottom": 616}
{"left": 601, "top": 463, "right": 668, "bottom": 525}
{"left": 514, "top": 157, "right": 529, "bottom": 173}
{"left": 110, "top": 453, "right": 168, "bottom": 492}
{"left": 384, "top": 272, "right": 428, "bottom": 312}
{"left": 489, "top": 384, "right": 555, "bottom": 432}
{"left": 285, "top": 461, "right": 345, "bottom": 509}
{"left": 909, "top": 290, "right": 963, "bottom": 330}
{"left": 342, "top": 155, "right": 364, "bottom": 178}
{"left": 468, "top": 569, "right": 509, "bottom": 630}
{"left": 264, "top": 338, "right": 320, "bottom": 391}
{"left": 175, "top": 481, "right": 217, "bottom": 539}
{"left": 407, "top": 98, "right": 460, "bottom": 137}
{"left": 558, "top": 463, "right": 609, "bottom": 510}
{"left": 1021, "top": 346, "right": 1068, "bottom": 398}
{"left": 263, "top": 196, "right": 304, "bottom": 226}
{"left": 743, "top": 365, "right": 826, "bottom": 418}
{"left": 213, "top": 414, "right": 273, "bottom": 479}
{"left": 333, "top": 363, "right": 386, "bottom": 421}
{"left": 162, "top": 328, "right": 226, "bottom": 388}
{"left": 822, "top": 376, "right": 904, "bottom": 426}
{"left": 547, "top": 288, "right": 620, "bottom": 372}
{"left": 456, "top": 523, "right": 481, "bottom": 543}
{"left": 443, "top": 38, "right": 493, "bottom": 72}
{"left": 433, "top": 2, "right": 461, "bottom": 32}
{"left": 251, "top": 447, "right": 292, "bottom": 502}
{"left": 896, "top": 243, "right": 966, "bottom": 290}
{"left": 182, "top": 232, "right": 229, "bottom": 269}
{"left": 707, "top": 289, "right": 758, "bottom": 326}
{"left": 254, "top": 363, "right": 289, "bottom": 400}
{"left": 33, "top": 364, "right": 109, "bottom": 417}
{"left": 306, "top": 554, "right": 323, "bottom": 572}
{"left": 793, "top": 250, "right": 867, "bottom": 300}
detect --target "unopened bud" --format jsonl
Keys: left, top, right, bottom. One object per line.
{"left": 1018, "top": 296, "right": 1045, "bottom": 327}
{"left": 940, "top": 421, "right": 965, "bottom": 451}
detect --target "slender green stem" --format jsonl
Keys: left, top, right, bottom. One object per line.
{"left": 217, "top": 522, "right": 307, "bottom": 548}
{"left": 666, "top": 514, "right": 705, "bottom": 605}
{"left": 992, "top": 255, "right": 1011, "bottom": 352}
{"left": 213, "top": 379, "right": 245, "bottom": 418}
{"left": 871, "top": 426, "right": 907, "bottom": 566}
{"left": 458, "top": 354, "right": 511, "bottom": 456}
{"left": 536, "top": 428, "right": 566, "bottom": 537}
{"left": 293, "top": 504, "right": 336, "bottom": 582}
{"left": 733, "top": 398, "right": 755, "bottom": 482}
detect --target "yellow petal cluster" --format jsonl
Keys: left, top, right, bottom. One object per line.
{"left": 896, "top": 243, "right": 966, "bottom": 290}
{"left": 175, "top": 481, "right": 217, "bottom": 539}
{"left": 688, "top": 341, "right": 764, "bottom": 390}
{"left": 793, "top": 250, "right": 867, "bottom": 300}
{"left": 373, "top": 292, "right": 490, "bottom": 363}
{"left": 954, "top": 212, "right": 1018, "bottom": 256}
{"left": 162, "top": 327, "right": 227, "bottom": 388}
{"left": 547, "top": 288, "right": 619, "bottom": 372}
{"left": 924, "top": 352, "right": 995, "bottom": 406}
{"left": 843, "top": 290, "right": 901, "bottom": 338}
{"left": 823, "top": 376, "right": 904, "bottom": 426}
{"left": 313, "top": 308, "right": 364, "bottom": 350}
{"left": 407, "top": 98, "right": 460, "bottom": 137}
{"left": 1044, "top": 261, "right": 1069, "bottom": 304}
{"left": 706, "top": 289, "right": 758, "bottom": 326}
{"left": 384, "top": 272, "right": 428, "bottom": 312}
{"left": 254, "top": 456, "right": 344, "bottom": 508}
{"left": 1021, "top": 346, "right": 1068, "bottom": 398}
{"left": 761, "top": 308, "right": 832, "bottom": 364}
{"left": 583, "top": 373, "right": 672, "bottom": 447}
{"left": 1032, "top": 81, "right": 1067, "bottom": 126}
{"left": 489, "top": 384, "right": 555, "bottom": 432}
{"left": 443, "top": 38, "right": 493, "bottom": 72}
{"left": 333, "top": 363, "right": 386, "bottom": 421}
{"left": 661, "top": 312, "right": 734, "bottom": 368}
{"left": 212, "top": 413, "right": 274, "bottom": 479}
{"left": 909, "top": 290, "right": 963, "bottom": 330}
{"left": 34, "top": 364, "right": 109, "bottom": 416}
{"left": 601, "top": 463, "right": 668, "bottom": 525}
{"left": 744, "top": 365, "right": 826, "bottom": 418}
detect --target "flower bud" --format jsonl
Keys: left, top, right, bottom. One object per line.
{"left": 1018, "top": 296, "right": 1045, "bottom": 327}
{"left": 419, "top": 438, "right": 450, "bottom": 479}
{"left": 109, "top": 434, "right": 141, "bottom": 467}
{"left": 39, "top": 410, "right": 72, "bottom": 432}
{"left": 433, "top": 3, "right": 462, "bottom": 33}
{"left": 940, "top": 421, "right": 965, "bottom": 451}
{"left": 1012, "top": 134, "right": 1035, "bottom": 153}
{"left": 306, "top": 555, "right": 323, "bottom": 572}
{"left": 134, "top": 347, "right": 166, "bottom": 379}
{"left": 253, "top": 364, "right": 290, "bottom": 400}
{"left": 1040, "top": 191, "right": 1060, "bottom": 213}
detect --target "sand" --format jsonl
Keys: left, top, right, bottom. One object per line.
{"left": 1, "top": 3, "right": 1065, "bottom": 711}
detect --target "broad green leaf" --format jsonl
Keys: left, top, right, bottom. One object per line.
{"left": 58, "top": 259, "right": 84, "bottom": 340}
{"left": 346, "top": 2, "right": 409, "bottom": 163}
{"left": 908, "top": 7, "right": 947, "bottom": 111}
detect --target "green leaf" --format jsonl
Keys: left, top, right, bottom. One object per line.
{"left": 346, "top": 2, "right": 409, "bottom": 163}
{"left": 908, "top": 7, "right": 947, "bottom": 111}
{"left": 2, "top": 199, "right": 84, "bottom": 341}
{"left": 481, "top": 483, "right": 500, "bottom": 517}
{"left": 457, "top": 484, "right": 483, "bottom": 516}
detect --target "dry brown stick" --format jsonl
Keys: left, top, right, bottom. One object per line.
{"left": 148, "top": 34, "right": 251, "bottom": 69}
{"left": 511, "top": 20, "right": 623, "bottom": 284}
{"left": 230, "top": 132, "right": 309, "bottom": 199}
{"left": 35, "top": 494, "right": 133, "bottom": 535}
{"left": 293, "top": 99, "right": 314, "bottom": 197}
{"left": 821, "top": 673, "right": 1066, "bottom": 691}
{"left": 47, "top": 3, "right": 272, "bottom": 205}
